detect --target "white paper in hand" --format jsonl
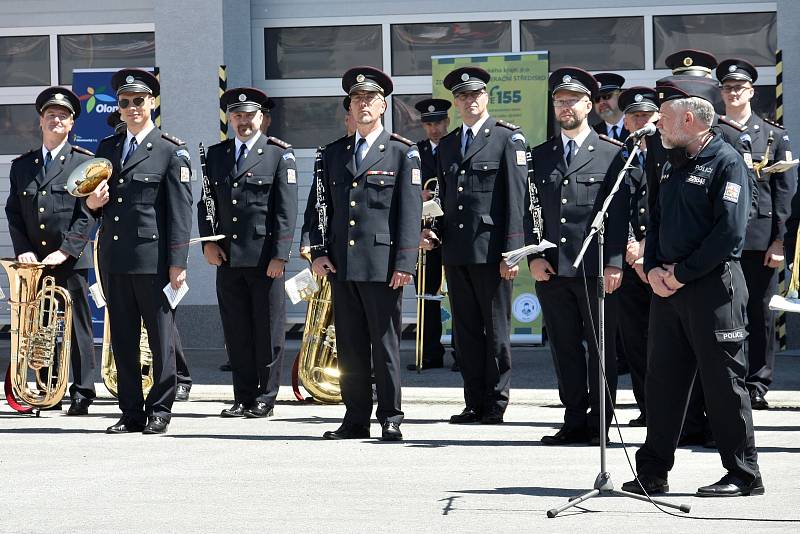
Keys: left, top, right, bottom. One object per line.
{"left": 762, "top": 159, "right": 799, "bottom": 174}
{"left": 163, "top": 281, "right": 189, "bottom": 309}
{"left": 421, "top": 200, "right": 444, "bottom": 219}
{"left": 285, "top": 268, "right": 319, "bottom": 305}
{"left": 769, "top": 293, "right": 800, "bottom": 313}
{"left": 88, "top": 282, "right": 106, "bottom": 308}
{"left": 502, "top": 240, "right": 557, "bottom": 267}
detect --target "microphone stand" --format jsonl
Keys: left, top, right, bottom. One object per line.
{"left": 546, "top": 137, "right": 690, "bottom": 518}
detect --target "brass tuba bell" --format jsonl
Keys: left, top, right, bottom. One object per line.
{"left": 66, "top": 158, "right": 112, "bottom": 197}
{"left": 1, "top": 259, "right": 73, "bottom": 412}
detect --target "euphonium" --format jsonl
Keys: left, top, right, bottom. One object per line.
{"left": 1, "top": 259, "right": 72, "bottom": 411}
{"left": 295, "top": 251, "right": 341, "bottom": 404}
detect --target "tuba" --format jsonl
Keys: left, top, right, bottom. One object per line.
{"left": 1, "top": 259, "right": 73, "bottom": 413}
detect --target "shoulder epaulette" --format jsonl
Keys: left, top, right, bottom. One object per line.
{"left": 496, "top": 119, "right": 519, "bottom": 130}
{"left": 441, "top": 128, "right": 461, "bottom": 141}
{"left": 71, "top": 145, "right": 94, "bottom": 156}
{"left": 718, "top": 115, "right": 747, "bottom": 132}
{"left": 598, "top": 134, "right": 624, "bottom": 147}
{"left": 762, "top": 116, "right": 785, "bottom": 130}
{"left": 161, "top": 132, "right": 185, "bottom": 146}
{"left": 12, "top": 149, "right": 36, "bottom": 162}
{"left": 267, "top": 136, "right": 291, "bottom": 149}
{"left": 390, "top": 132, "right": 414, "bottom": 147}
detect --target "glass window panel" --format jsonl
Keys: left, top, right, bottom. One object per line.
{"left": 391, "top": 22, "right": 511, "bottom": 76}
{"left": 392, "top": 94, "right": 432, "bottom": 143}
{"left": 58, "top": 32, "right": 155, "bottom": 85}
{"left": 267, "top": 96, "right": 350, "bottom": 149}
{"left": 521, "top": 17, "right": 644, "bottom": 70}
{"left": 0, "top": 35, "right": 50, "bottom": 87}
{"left": 265, "top": 26, "right": 382, "bottom": 79}
{"left": 653, "top": 13, "right": 776, "bottom": 67}
{"left": 0, "top": 104, "right": 41, "bottom": 155}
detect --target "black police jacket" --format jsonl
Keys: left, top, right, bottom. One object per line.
{"left": 528, "top": 130, "right": 629, "bottom": 277}
{"left": 5, "top": 143, "right": 95, "bottom": 270}
{"left": 436, "top": 117, "right": 527, "bottom": 266}
{"left": 198, "top": 134, "right": 298, "bottom": 268}
{"left": 94, "top": 128, "right": 193, "bottom": 274}
{"left": 310, "top": 129, "right": 422, "bottom": 282}
{"left": 609, "top": 145, "right": 650, "bottom": 242}
{"left": 644, "top": 132, "right": 751, "bottom": 283}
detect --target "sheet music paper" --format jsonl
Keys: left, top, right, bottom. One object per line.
{"left": 762, "top": 159, "right": 799, "bottom": 174}
{"left": 163, "top": 281, "right": 189, "bottom": 309}
{"left": 88, "top": 282, "right": 105, "bottom": 308}
{"left": 285, "top": 268, "right": 319, "bottom": 305}
{"left": 502, "top": 240, "right": 557, "bottom": 267}
{"left": 769, "top": 294, "right": 800, "bottom": 313}
{"left": 188, "top": 234, "right": 226, "bottom": 246}
{"left": 421, "top": 200, "right": 444, "bottom": 219}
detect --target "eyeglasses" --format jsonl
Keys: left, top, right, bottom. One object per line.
{"left": 118, "top": 96, "right": 146, "bottom": 109}
{"left": 455, "top": 90, "right": 486, "bottom": 101}
{"left": 350, "top": 93, "right": 384, "bottom": 105}
{"left": 720, "top": 85, "right": 750, "bottom": 94}
{"left": 553, "top": 98, "right": 586, "bottom": 108}
{"left": 594, "top": 93, "right": 615, "bottom": 103}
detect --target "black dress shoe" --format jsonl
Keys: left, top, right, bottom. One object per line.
{"left": 143, "top": 416, "right": 169, "bottom": 435}
{"left": 175, "top": 384, "right": 191, "bottom": 402}
{"left": 449, "top": 408, "right": 481, "bottom": 424}
{"left": 628, "top": 414, "right": 646, "bottom": 427}
{"left": 243, "top": 402, "right": 274, "bottom": 418}
{"left": 750, "top": 391, "right": 769, "bottom": 410}
{"left": 381, "top": 421, "right": 403, "bottom": 441}
{"left": 406, "top": 358, "right": 444, "bottom": 371}
{"left": 323, "top": 424, "right": 370, "bottom": 440}
{"left": 106, "top": 417, "right": 146, "bottom": 434}
{"left": 481, "top": 410, "right": 504, "bottom": 425}
{"left": 541, "top": 427, "right": 589, "bottom": 445}
{"left": 66, "top": 398, "right": 90, "bottom": 416}
{"left": 621, "top": 475, "right": 669, "bottom": 495}
{"left": 697, "top": 473, "right": 764, "bottom": 497}
{"left": 220, "top": 403, "right": 247, "bottom": 418}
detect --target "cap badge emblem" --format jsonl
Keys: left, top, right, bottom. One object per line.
{"left": 356, "top": 74, "right": 365, "bottom": 83}
{"left": 563, "top": 75, "right": 572, "bottom": 83}
{"left": 461, "top": 73, "right": 470, "bottom": 81}
{"left": 239, "top": 94, "right": 247, "bottom": 102}
{"left": 55, "top": 93, "right": 64, "bottom": 100}
{"left": 683, "top": 57, "right": 693, "bottom": 67}
{"left": 428, "top": 105, "right": 435, "bottom": 112}
{"left": 634, "top": 94, "right": 643, "bottom": 102}
{"left": 729, "top": 64, "right": 737, "bottom": 72}
{"left": 126, "top": 75, "right": 134, "bottom": 84}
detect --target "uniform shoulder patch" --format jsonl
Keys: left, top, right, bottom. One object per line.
{"left": 267, "top": 136, "right": 291, "bottom": 149}
{"left": 762, "top": 116, "right": 785, "bottom": 130}
{"left": 718, "top": 115, "right": 747, "bottom": 132}
{"left": 598, "top": 134, "right": 624, "bottom": 147}
{"left": 161, "top": 132, "right": 185, "bottom": 146}
{"left": 12, "top": 149, "right": 36, "bottom": 162}
{"left": 495, "top": 119, "right": 519, "bottom": 130}
{"left": 71, "top": 145, "right": 94, "bottom": 156}
{"left": 390, "top": 132, "right": 414, "bottom": 147}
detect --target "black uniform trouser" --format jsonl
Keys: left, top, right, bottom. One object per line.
{"left": 52, "top": 268, "right": 96, "bottom": 401}
{"left": 537, "top": 275, "right": 618, "bottom": 434}
{"left": 636, "top": 261, "right": 760, "bottom": 482}
{"left": 741, "top": 250, "right": 777, "bottom": 395}
{"left": 445, "top": 263, "right": 512, "bottom": 415}
{"left": 331, "top": 280, "right": 403, "bottom": 426}
{"left": 105, "top": 272, "right": 176, "bottom": 423}
{"left": 414, "top": 246, "right": 445, "bottom": 362}
{"left": 173, "top": 322, "right": 191, "bottom": 387}
{"left": 216, "top": 265, "right": 285, "bottom": 407}
{"left": 617, "top": 263, "right": 650, "bottom": 417}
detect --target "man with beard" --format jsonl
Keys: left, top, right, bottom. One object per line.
{"left": 311, "top": 67, "right": 421, "bottom": 441}
{"left": 621, "top": 80, "right": 761, "bottom": 497}
{"left": 421, "top": 66, "right": 527, "bottom": 426}
{"left": 529, "top": 68, "right": 629, "bottom": 446}
{"left": 5, "top": 87, "right": 96, "bottom": 415}
{"left": 199, "top": 87, "right": 297, "bottom": 420}
{"left": 716, "top": 58, "right": 796, "bottom": 411}
{"left": 592, "top": 73, "right": 629, "bottom": 142}
{"left": 87, "top": 69, "right": 192, "bottom": 435}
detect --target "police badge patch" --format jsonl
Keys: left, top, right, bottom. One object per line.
{"left": 722, "top": 182, "right": 741, "bottom": 203}
{"left": 411, "top": 168, "right": 421, "bottom": 185}
{"left": 516, "top": 150, "right": 527, "bottom": 165}
{"left": 287, "top": 169, "right": 296, "bottom": 183}
{"left": 180, "top": 167, "right": 190, "bottom": 182}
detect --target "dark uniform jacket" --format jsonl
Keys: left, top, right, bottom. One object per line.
{"left": 436, "top": 117, "right": 527, "bottom": 266}
{"left": 593, "top": 120, "right": 629, "bottom": 142}
{"left": 718, "top": 114, "right": 795, "bottom": 251}
{"left": 6, "top": 143, "right": 95, "bottom": 270}
{"left": 610, "top": 144, "right": 650, "bottom": 242}
{"left": 418, "top": 138, "right": 438, "bottom": 184}
{"left": 644, "top": 131, "right": 669, "bottom": 213}
{"left": 198, "top": 134, "right": 298, "bottom": 267}
{"left": 644, "top": 132, "right": 751, "bottom": 283}
{"left": 94, "top": 128, "right": 193, "bottom": 274}
{"left": 310, "top": 129, "right": 422, "bottom": 282}
{"left": 529, "top": 130, "right": 629, "bottom": 277}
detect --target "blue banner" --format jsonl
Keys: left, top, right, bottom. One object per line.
{"left": 70, "top": 68, "right": 120, "bottom": 152}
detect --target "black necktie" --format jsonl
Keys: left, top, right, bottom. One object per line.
{"left": 123, "top": 137, "right": 137, "bottom": 165}
{"left": 236, "top": 143, "right": 247, "bottom": 172}
{"left": 463, "top": 129, "right": 474, "bottom": 156}
{"left": 638, "top": 151, "right": 646, "bottom": 169}
{"left": 565, "top": 139, "right": 575, "bottom": 166}
{"left": 611, "top": 125, "right": 619, "bottom": 140}
{"left": 354, "top": 137, "right": 367, "bottom": 168}
{"left": 43, "top": 151, "right": 52, "bottom": 172}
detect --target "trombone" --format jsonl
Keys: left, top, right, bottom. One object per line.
{"left": 415, "top": 177, "right": 444, "bottom": 373}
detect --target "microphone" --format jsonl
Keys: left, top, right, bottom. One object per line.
{"left": 625, "top": 123, "right": 657, "bottom": 141}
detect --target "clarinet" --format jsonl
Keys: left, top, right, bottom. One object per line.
{"left": 310, "top": 147, "right": 328, "bottom": 251}
{"left": 198, "top": 143, "right": 217, "bottom": 234}
{"left": 526, "top": 146, "right": 544, "bottom": 244}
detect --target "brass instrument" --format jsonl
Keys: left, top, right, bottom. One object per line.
{"left": 415, "top": 176, "right": 444, "bottom": 373}
{"left": 753, "top": 130, "right": 775, "bottom": 181}
{"left": 1, "top": 259, "right": 73, "bottom": 413}
{"left": 66, "top": 158, "right": 112, "bottom": 197}
{"left": 769, "top": 225, "right": 800, "bottom": 312}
